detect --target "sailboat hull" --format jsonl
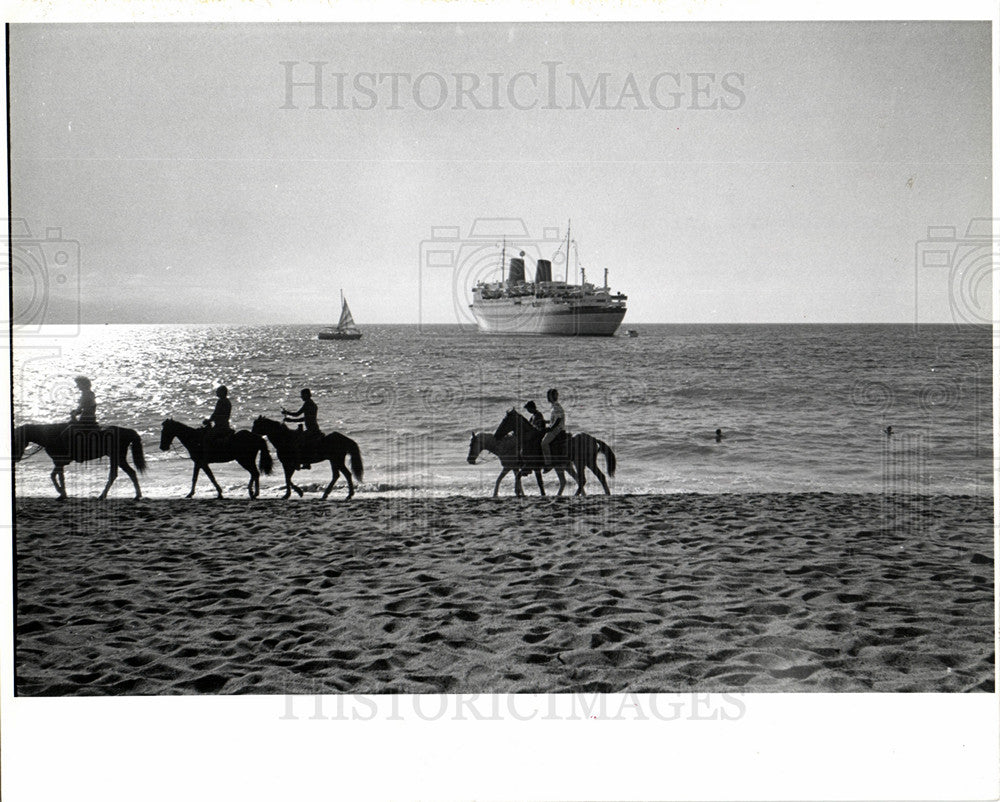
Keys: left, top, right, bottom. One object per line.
{"left": 317, "top": 331, "right": 362, "bottom": 340}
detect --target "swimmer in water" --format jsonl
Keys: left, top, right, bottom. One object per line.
{"left": 884, "top": 426, "right": 893, "bottom": 437}
{"left": 715, "top": 428, "right": 724, "bottom": 443}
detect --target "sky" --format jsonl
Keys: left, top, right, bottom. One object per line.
{"left": 8, "top": 21, "right": 993, "bottom": 324}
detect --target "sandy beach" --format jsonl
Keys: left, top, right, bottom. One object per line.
{"left": 13, "top": 493, "right": 994, "bottom": 695}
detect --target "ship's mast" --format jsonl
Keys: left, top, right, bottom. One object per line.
{"left": 500, "top": 238, "right": 506, "bottom": 285}
{"left": 604, "top": 268, "right": 608, "bottom": 290}
{"left": 564, "top": 220, "right": 571, "bottom": 283}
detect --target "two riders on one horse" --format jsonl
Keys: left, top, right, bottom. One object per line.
{"left": 468, "top": 387, "right": 616, "bottom": 496}
{"left": 524, "top": 388, "right": 567, "bottom": 470}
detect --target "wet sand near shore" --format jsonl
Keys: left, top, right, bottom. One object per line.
{"left": 13, "top": 493, "right": 994, "bottom": 695}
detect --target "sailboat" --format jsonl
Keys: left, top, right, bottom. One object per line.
{"left": 318, "top": 291, "right": 363, "bottom": 340}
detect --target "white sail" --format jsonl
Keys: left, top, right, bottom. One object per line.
{"left": 318, "top": 291, "right": 362, "bottom": 339}
{"left": 338, "top": 298, "right": 358, "bottom": 332}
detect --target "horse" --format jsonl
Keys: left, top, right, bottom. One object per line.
{"left": 493, "top": 408, "right": 617, "bottom": 495}
{"left": 13, "top": 422, "right": 146, "bottom": 500}
{"left": 467, "top": 431, "right": 578, "bottom": 497}
{"left": 159, "top": 419, "right": 273, "bottom": 499}
{"left": 250, "top": 416, "right": 364, "bottom": 500}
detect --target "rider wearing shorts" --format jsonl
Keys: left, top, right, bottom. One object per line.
{"left": 541, "top": 388, "right": 565, "bottom": 468}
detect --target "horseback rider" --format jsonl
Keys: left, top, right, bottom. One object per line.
{"left": 282, "top": 388, "right": 321, "bottom": 469}
{"left": 524, "top": 400, "right": 546, "bottom": 432}
{"left": 205, "top": 386, "right": 234, "bottom": 435}
{"left": 541, "top": 388, "right": 565, "bottom": 469}
{"left": 69, "top": 376, "right": 98, "bottom": 426}
{"left": 202, "top": 385, "right": 234, "bottom": 457}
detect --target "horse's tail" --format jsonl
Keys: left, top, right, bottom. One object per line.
{"left": 130, "top": 431, "right": 147, "bottom": 474}
{"left": 347, "top": 437, "right": 364, "bottom": 483}
{"left": 258, "top": 439, "right": 274, "bottom": 475}
{"left": 596, "top": 438, "right": 616, "bottom": 476}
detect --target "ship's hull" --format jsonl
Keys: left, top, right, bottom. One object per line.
{"left": 471, "top": 300, "right": 626, "bottom": 336}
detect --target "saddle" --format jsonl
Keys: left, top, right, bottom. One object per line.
{"left": 202, "top": 426, "right": 234, "bottom": 460}
{"left": 522, "top": 429, "right": 568, "bottom": 465}
{"left": 548, "top": 430, "right": 569, "bottom": 459}
{"left": 62, "top": 422, "right": 105, "bottom": 460}
{"left": 291, "top": 426, "right": 324, "bottom": 467}
{"left": 64, "top": 421, "right": 102, "bottom": 442}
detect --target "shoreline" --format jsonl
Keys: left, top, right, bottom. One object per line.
{"left": 12, "top": 489, "right": 995, "bottom": 501}
{"left": 14, "top": 493, "right": 994, "bottom": 695}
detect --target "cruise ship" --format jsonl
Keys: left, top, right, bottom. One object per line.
{"left": 469, "top": 232, "right": 628, "bottom": 336}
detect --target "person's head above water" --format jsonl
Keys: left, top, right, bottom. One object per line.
{"left": 216, "top": 386, "right": 228, "bottom": 398}
{"left": 75, "top": 376, "right": 91, "bottom": 389}
{"left": 301, "top": 388, "right": 312, "bottom": 399}
{"left": 715, "top": 428, "right": 722, "bottom": 436}
{"left": 546, "top": 388, "right": 559, "bottom": 403}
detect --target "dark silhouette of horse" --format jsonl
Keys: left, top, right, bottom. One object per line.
{"left": 251, "top": 416, "right": 364, "bottom": 500}
{"left": 13, "top": 422, "right": 146, "bottom": 499}
{"left": 493, "top": 408, "right": 616, "bottom": 495}
{"left": 159, "top": 419, "right": 273, "bottom": 499}
{"left": 467, "top": 432, "right": 577, "bottom": 497}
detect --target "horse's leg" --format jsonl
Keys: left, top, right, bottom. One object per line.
{"left": 556, "top": 469, "right": 566, "bottom": 496}
{"left": 493, "top": 467, "right": 510, "bottom": 497}
{"left": 281, "top": 461, "right": 304, "bottom": 498}
{"left": 574, "top": 458, "right": 587, "bottom": 496}
{"left": 50, "top": 465, "right": 67, "bottom": 499}
{"left": 202, "top": 464, "right": 224, "bottom": 499}
{"left": 118, "top": 456, "right": 141, "bottom": 500}
{"left": 187, "top": 464, "right": 201, "bottom": 498}
{"left": 241, "top": 459, "right": 259, "bottom": 499}
{"left": 341, "top": 464, "right": 354, "bottom": 500}
{"left": 98, "top": 460, "right": 119, "bottom": 500}
{"left": 534, "top": 469, "right": 546, "bottom": 496}
{"left": 322, "top": 459, "right": 339, "bottom": 500}
{"left": 290, "top": 469, "right": 304, "bottom": 497}
{"left": 515, "top": 470, "right": 525, "bottom": 497}
{"left": 590, "top": 459, "right": 611, "bottom": 495}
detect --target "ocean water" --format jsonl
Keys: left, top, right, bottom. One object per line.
{"left": 11, "top": 324, "right": 993, "bottom": 498}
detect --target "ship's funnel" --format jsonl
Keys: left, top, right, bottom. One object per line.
{"left": 536, "top": 259, "right": 552, "bottom": 283}
{"left": 508, "top": 257, "right": 526, "bottom": 284}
